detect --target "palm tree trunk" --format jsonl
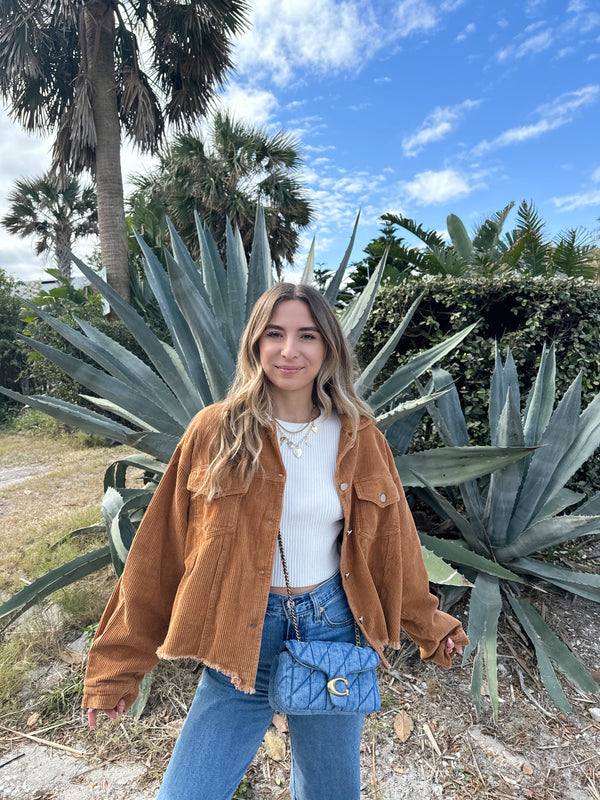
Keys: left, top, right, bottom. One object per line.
{"left": 55, "top": 225, "right": 72, "bottom": 282}
{"left": 82, "top": 1, "right": 130, "bottom": 304}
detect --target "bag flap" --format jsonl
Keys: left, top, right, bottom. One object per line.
{"left": 283, "top": 640, "right": 379, "bottom": 678}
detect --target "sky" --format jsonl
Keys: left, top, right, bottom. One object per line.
{"left": 1, "top": 0, "right": 599, "bottom": 284}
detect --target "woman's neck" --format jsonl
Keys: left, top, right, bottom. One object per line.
{"left": 271, "top": 396, "right": 316, "bottom": 423}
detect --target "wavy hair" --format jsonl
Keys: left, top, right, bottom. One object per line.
{"left": 202, "top": 283, "right": 374, "bottom": 500}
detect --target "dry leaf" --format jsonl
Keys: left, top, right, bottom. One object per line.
{"left": 394, "top": 710, "right": 414, "bottom": 743}
{"left": 272, "top": 713, "right": 288, "bottom": 734}
{"left": 164, "top": 718, "right": 186, "bottom": 738}
{"left": 26, "top": 712, "right": 41, "bottom": 729}
{"left": 58, "top": 647, "right": 83, "bottom": 666}
{"left": 264, "top": 729, "right": 286, "bottom": 761}
{"left": 522, "top": 762, "right": 534, "bottom": 775}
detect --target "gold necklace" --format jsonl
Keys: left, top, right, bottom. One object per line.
{"left": 274, "top": 408, "right": 319, "bottom": 459}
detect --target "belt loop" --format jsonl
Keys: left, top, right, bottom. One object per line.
{"left": 310, "top": 591, "right": 321, "bottom": 622}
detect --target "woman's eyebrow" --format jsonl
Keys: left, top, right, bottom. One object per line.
{"left": 265, "top": 324, "right": 320, "bottom": 332}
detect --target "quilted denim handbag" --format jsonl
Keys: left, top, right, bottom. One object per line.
{"left": 268, "top": 531, "right": 381, "bottom": 715}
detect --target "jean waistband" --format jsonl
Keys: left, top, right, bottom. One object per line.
{"left": 266, "top": 571, "right": 343, "bottom": 616}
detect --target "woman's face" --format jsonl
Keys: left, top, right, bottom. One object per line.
{"left": 258, "top": 300, "right": 326, "bottom": 409}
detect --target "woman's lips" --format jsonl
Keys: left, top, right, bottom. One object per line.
{"left": 276, "top": 366, "right": 303, "bottom": 374}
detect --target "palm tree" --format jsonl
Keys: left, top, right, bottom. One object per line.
{"left": 384, "top": 201, "right": 599, "bottom": 280}
{"left": 1, "top": 173, "right": 98, "bottom": 282}
{"left": 127, "top": 112, "right": 315, "bottom": 273}
{"left": 0, "top": 0, "right": 248, "bottom": 301}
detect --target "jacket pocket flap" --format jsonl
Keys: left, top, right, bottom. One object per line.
{"left": 353, "top": 474, "right": 399, "bottom": 507}
{"left": 187, "top": 467, "right": 247, "bottom": 497}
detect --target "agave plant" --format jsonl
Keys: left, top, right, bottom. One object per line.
{"left": 0, "top": 209, "right": 532, "bottom": 630}
{"left": 405, "top": 344, "right": 600, "bottom": 719}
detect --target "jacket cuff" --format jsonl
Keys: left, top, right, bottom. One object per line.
{"left": 420, "top": 624, "right": 469, "bottom": 669}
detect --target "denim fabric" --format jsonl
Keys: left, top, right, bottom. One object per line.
{"left": 157, "top": 573, "right": 366, "bottom": 800}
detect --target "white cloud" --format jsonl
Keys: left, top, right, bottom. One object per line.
{"left": 402, "top": 99, "right": 480, "bottom": 157}
{"left": 474, "top": 85, "right": 600, "bottom": 154}
{"left": 455, "top": 23, "right": 475, "bottom": 43}
{"left": 551, "top": 189, "right": 600, "bottom": 210}
{"left": 394, "top": 0, "right": 438, "bottom": 36}
{"left": 402, "top": 168, "right": 476, "bottom": 205}
{"left": 233, "top": 0, "right": 380, "bottom": 86}
{"left": 497, "top": 28, "right": 553, "bottom": 61}
{"left": 374, "top": 76, "right": 392, "bottom": 84}
{"left": 217, "top": 83, "right": 279, "bottom": 129}
{"left": 568, "top": 0, "right": 587, "bottom": 12}
{"left": 592, "top": 167, "right": 600, "bottom": 182}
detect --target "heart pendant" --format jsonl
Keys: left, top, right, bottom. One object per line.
{"left": 293, "top": 447, "right": 302, "bottom": 458}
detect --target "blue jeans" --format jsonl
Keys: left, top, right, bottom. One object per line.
{"left": 157, "top": 573, "right": 366, "bottom": 800}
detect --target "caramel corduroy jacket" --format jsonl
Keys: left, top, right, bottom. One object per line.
{"left": 83, "top": 403, "right": 469, "bottom": 711}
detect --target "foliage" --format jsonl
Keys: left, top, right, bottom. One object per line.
{"left": 127, "top": 112, "right": 315, "bottom": 273}
{"left": 0, "top": 0, "right": 249, "bottom": 299}
{"left": 404, "top": 347, "right": 600, "bottom": 718}
{"left": 384, "top": 200, "right": 598, "bottom": 280}
{"left": 0, "top": 268, "right": 28, "bottom": 418}
{"left": 0, "top": 174, "right": 97, "bottom": 281}
{"left": 345, "top": 219, "right": 422, "bottom": 296}
{"left": 357, "top": 276, "right": 600, "bottom": 496}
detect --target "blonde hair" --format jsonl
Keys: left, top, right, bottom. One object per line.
{"left": 202, "top": 283, "right": 374, "bottom": 500}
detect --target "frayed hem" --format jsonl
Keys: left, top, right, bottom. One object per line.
{"left": 156, "top": 648, "right": 256, "bottom": 694}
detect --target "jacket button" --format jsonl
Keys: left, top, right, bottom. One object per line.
{"left": 346, "top": 529, "right": 352, "bottom": 536}
{"left": 258, "top": 570, "right": 265, "bottom": 575}
{"left": 358, "top": 615, "right": 364, "bottom": 623}
{"left": 340, "top": 482, "right": 348, "bottom": 491}
{"left": 344, "top": 572, "right": 350, "bottom": 578}
{"left": 267, "top": 520, "right": 273, "bottom": 525}
{"left": 380, "top": 493, "right": 386, "bottom": 502}
{"left": 250, "top": 623, "right": 257, "bottom": 627}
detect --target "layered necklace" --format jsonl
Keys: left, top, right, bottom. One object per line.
{"left": 274, "top": 407, "right": 319, "bottom": 459}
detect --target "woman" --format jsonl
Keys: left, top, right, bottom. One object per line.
{"left": 83, "top": 282, "right": 468, "bottom": 800}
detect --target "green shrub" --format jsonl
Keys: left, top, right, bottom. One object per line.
{"left": 358, "top": 276, "right": 600, "bottom": 493}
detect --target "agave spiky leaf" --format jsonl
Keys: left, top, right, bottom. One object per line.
{"left": 414, "top": 344, "right": 600, "bottom": 717}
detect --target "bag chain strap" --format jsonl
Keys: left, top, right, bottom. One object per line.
{"left": 277, "top": 529, "right": 361, "bottom": 647}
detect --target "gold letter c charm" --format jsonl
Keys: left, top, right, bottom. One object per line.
{"left": 327, "top": 677, "right": 349, "bottom": 697}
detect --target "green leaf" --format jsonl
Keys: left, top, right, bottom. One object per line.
{"left": 496, "top": 515, "right": 600, "bottom": 561}
{"left": 71, "top": 255, "right": 201, "bottom": 407}
{"left": 507, "top": 595, "right": 599, "bottom": 710}
{"left": 134, "top": 229, "right": 211, "bottom": 409}
{"left": 463, "top": 573, "right": 502, "bottom": 721}
{"left": 0, "top": 547, "right": 112, "bottom": 628}
{"left": 339, "top": 247, "right": 389, "bottom": 348}
{"left": 103, "top": 454, "right": 166, "bottom": 492}
{"left": 245, "top": 204, "right": 273, "bottom": 317}
{"left": 324, "top": 211, "right": 360, "bottom": 306}
{"left": 224, "top": 218, "right": 248, "bottom": 342}
{"left": 509, "top": 558, "right": 600, "bottom": 602}
{"left": 523, "top": 343, "right": 556, "bottom": 447}
{"left": 131, "top": 669, "right": 154, "bottom": 720}
{"left": 419, "top": 532, "right": 524, "bottom": 582}
{"left": 396, "top": 446, "right": 533, "bottom": 487}
{"left": 446, "top": 214, "right": 473, "bottom": 262}
{"left": 18, "top": 334, "right": 184, "bottom": 436}
{"left": 368, "top": 323, "right": 477, "bottom": 413}
{"left": 300, "top": 238, "right": 315, "bottom": 285}
{"left": 375, "top": 390, "right": 450, "bottom": 433}
{"left": 421, "top": 546, "right": 471, "bottom": 586}
{"left": 355, "top": 294, "right": 423, "bottom": 398}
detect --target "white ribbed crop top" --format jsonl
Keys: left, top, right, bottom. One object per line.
{"left": 270, "top": 410, "right": 344, "bottom": 587}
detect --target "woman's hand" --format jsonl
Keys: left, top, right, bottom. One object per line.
{"left": 445, "top": 637, "right": 464, "bottom": 657}
{"left": 87, "top": 699, "right": 126, "bottom": 730}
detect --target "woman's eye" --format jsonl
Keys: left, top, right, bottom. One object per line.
{"left": 266, "top": 331, "right": 281, "bottom": 338}
{"left": 302, "top": 333, "right": 317, "bottom": 340}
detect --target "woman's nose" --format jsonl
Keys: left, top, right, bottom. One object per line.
{"left": 280, "top": 337, "right": 298, "bottom": 358}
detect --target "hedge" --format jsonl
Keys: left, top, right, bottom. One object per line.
{"left": 357, "top": 275, "right": 600, "bottom": 495}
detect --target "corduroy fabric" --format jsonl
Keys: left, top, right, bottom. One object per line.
{"left": 83, "top": 402, "right": 468, "bottom": 711}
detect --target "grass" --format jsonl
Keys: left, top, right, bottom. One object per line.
{"left": 0, "top": 430, "right": 124, "bottom": 597}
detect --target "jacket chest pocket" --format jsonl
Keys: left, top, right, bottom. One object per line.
{"left": 187, "top": 468, "right": 247, "bottom": 538}
{"left": 353, "top": 474, "right": 401, "bottom": 537}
